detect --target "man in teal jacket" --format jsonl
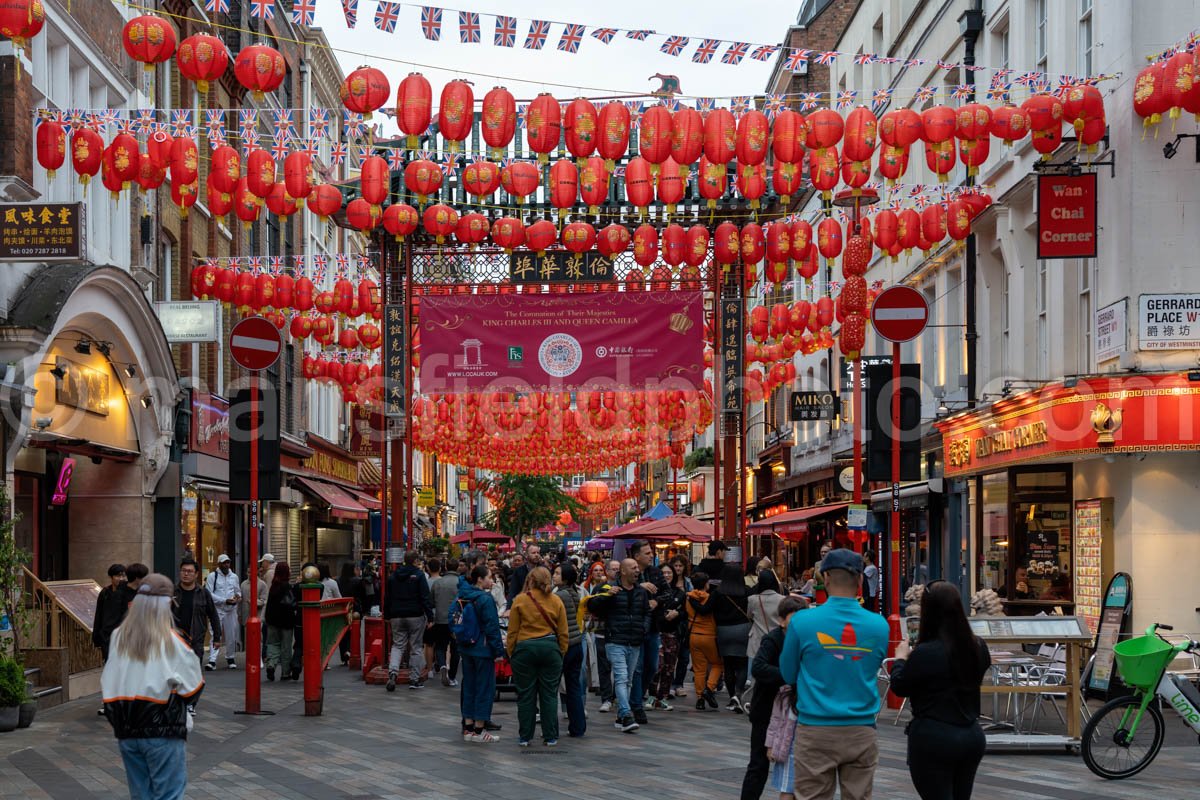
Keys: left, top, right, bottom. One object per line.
{"left": 778, "top": 549, "right": 889, "bottom": 800}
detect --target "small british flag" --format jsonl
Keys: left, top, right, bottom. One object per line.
{"left": 696, "top": 98, "right": 714, "bottom": 113}
{"left": 344, "top": 111, "right": 368, "bottom": 139}
{"left": 908, "top": 184, "right": 926, "bottom": 197}
{"left": 783, "top": 49, "right": 809, "bottom": 71}
{"left": 357, "top": 253, "right": 373, "bottom": 272}
{"left": 388, "top": 149, "right": 405, "bottom": 171}
{"left": 250, "top": 0, "right": 274, "bottom": 20}
{"left": 1015, "top": 71, "right": 1039, "bottom": 87}
{"left": 937, "top": 59, "right": 959, "bottom": 71}
{"left": 440, "top": 154, "right": 462, "bottom": 176}
{"left": 692, "top": 39, "right": 719, "bottom": 64}
{"left": 420, "top": 6, "right": 442, "bottom": 40}
{"left": 273, "top": 109, "right": 296, "bottom": 140}
{"left": 625, "top": 30, "right": 654, "bottom": 41}
{"left": 763, "top": 94, "right": 785, "bottom": 119}
{"left": 292, "top": 0, "right": 316, "bottom": 25}
{"left": 835, "top": 90, "right": 857, "bottom": 109}
{"left": 494, "top": 15, "right": 517, "bottom": 47}
{"left": 721, "top": 42, "right": 749, "bottom": 65}
{"left": 309, "top": 108, "right": 330, "bottom": 140}
{"left": 270, "top": 138, "right": 290, "bottom": 161}
{"left": 313, "top": 254, "right": 329, "bottom": 275}
{"left": 116, "top": 115, "right": 135, "bottom": 135}
{"left": 330, "top": 143, "right": 347, "bottom": 166}
{"left": 171, "top": 109, "right": 193, "bottom": 138}
{"left": 559, "top": 24, "right": 585, "bottom": 53}
{"left": 750, "top": 45, "right": 778, "bottom": 62}
{"left": 268, "top": 256, "right": 284, "bottom": 274}
{"left": 524, "top": 20, "right": 550, "bottom": 50}
{"left": 591, "top": 27, "right": 617, "bottom": 44}
{"left": 913, "top": 86, "right": 936, "bottom": 103}
{"left": 951, "top": 84, "right": 973, "bottom": 100}
{"left": 300, "top": 138, "right": 319, "bottom": 159}
{"left": 375, "top": 1, "right": 400, "bottom": 33}
{"left": 514, "top": 107, "right": 526, "bottom": 131}
{"left": 872, "top": 88, "right": 893, "bottom": 105}
{"left": 660, "top": 36, "right": 689, "bottom": 57}
{"left": 730, "top": 96, "right": 750, "bottom": 117}
{"left": 459, "top": 11, "right": 480, "bottom": 43}
{"left": 204, "top": 0, "right": 229, "bottom": 14}
{"left": 798, "top": 93, "right": 820, "bottom": 111}
{"left": 335, "top": 254, "right": 350, "bottom": 275}
{"left": 623, "top": 101, "right": 644, "bottom": 126}
{"left": 906, "top": 58, "right": 927, "bottom": 68}
{"left": 205, "top": 110, "right": 226, "bottom": 146}
{"left": 292, "top": 255, "right": 306, "bottom": 274}
{"left": 853, "top": 52, "right": 875, "bottom": 66}
{"left": 357, "top": 145, "right": 373, "bottom": 162}
{"left": 239, "top": 109, "right": 257, "bottom": 139}
{"left": 247, "top": 257, "right": 263, "bottom": 274}
{"left": 136, "top": 109, "right": 156, "bottom": 133}
{"left": 813, "top": 50, "right": 839, "bottom": 65}
{"left": 986, "top": 83, "right": 1011, "bottom": 101}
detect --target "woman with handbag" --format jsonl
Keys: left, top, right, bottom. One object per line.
{"left": 650, "top": 563, "right": 686, "bottom": 710}
{"left": 507, "top": 566, "right": 569, "bottom": 747}
{"left": 713, "top": 561, "right": 752, "bottom": 713}
{"left": 889, "top": 581, "right": 991, "bottom": 800}
{"left": 742, "top": 595, "right": 808, "bottom": 800}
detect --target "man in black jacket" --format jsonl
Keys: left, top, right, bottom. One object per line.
{"left": 172, "top": 558, "right": 222, "bottom": 669}
{"left": 697, "top": 541, "right": 728, "bottom": 587}
{"left": 587, "top": 558, "right": 650, "bottom": 733}
{"left": 506, "top": 544, "right": 541, "bottom": 603}
{"left": 629, "top": 540, "right": 669, "bottom": 726}
{"left": 384, "top": 550, "right": 434, "bottom": 692}
{"left": 93, "top": 563, "right": 128, "bottom": 663}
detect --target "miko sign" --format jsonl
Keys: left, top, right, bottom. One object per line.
{"left": 229, "top": 316, "right": 283, "bottom": 372}
{"left": 871, "top": 286, "right": 929, "bottom": 343}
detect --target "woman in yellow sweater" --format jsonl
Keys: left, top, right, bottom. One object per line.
{"left": 507, "top": 566, "right": 569, "bottom": 747}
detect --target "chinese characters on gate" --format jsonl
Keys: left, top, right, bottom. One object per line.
{"left": 721, "top": 294, "right": 743, "bottom": 415}
{"left": 384, "top": 304, "right": 405, "bottom": 419}
{"left": 508, "top": 251, "right": 615, "bottom": 283}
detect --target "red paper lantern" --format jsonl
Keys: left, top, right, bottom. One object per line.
{"left": 578, "top": 156, "right": 609, "bottom": 214}
{"left": 146, "top": 129, "right": 173, "bottom": 171}
{"left": 639, "top": 105, "right": 673, "bottom": 169}
{"left": 841, "top": 151, "right": 871, "bottom": 190}
{"left": 136, "top": 152, "right": 165, "bottom": 192}
{"left": 422, "top": 203, "right": 458, "bottom": 242}
{"left": 455, "top": 212, "right": 490, "bottom": 247}
{"left": 265, "top": 182, "right": 299, "bottom": 217}
{"left": 769, "top": 162, "right": 802, "bottom": 204}
{"left": 121, "top": 14, "right": 176, "bottom": 70}
{"left": 921, "top": 204, "right": 947, "bottom": 244}
{"left": 462, "top": 160, "right": 500, "bottom": 200}
{"left": 959, "top": 136, "right": 991, "bottom": 175}
{"left": 291, "top": 316, "right": 313, "bottom": 341}
{"left": 246, "top": 148, "right": 276, "bottom": 199}
{"left": 234, "top": 271, "right": 256, "bottom": 310}
{"left": 713, "top": 222, "right": 739, "bottom": 265}
{"left": 873, "top": 210, "right": 898, "bottom": 253}
{"left": 481, "top": 86, "right": 516, "bottom": 158}
{"left": 438, "top": 79, "right": 474, "bottom": 151}
{"left": 314, "top": 290, "right": 337, "bottom": 316}
{"left": 254, "top": 272, "right": 277, "bottom": 311}
{"left": 924, "top": 141, "right": 957, "bottom": 181}
{"left": 1031, "top": 124, "right": 1063, "bottom": 159}
{"left": 526, "top": 93, "right": 562, "bottom": 162}
{"left": 35, "top": 118, "right": 65, "bottom": 178}
{"left": 500, "top": 161, "right": 539, "bottom": 204}
{"left": 697, "top": 155, "right": 728, "bottom": 209}
{"left": 293, "top": 276, "right": 314, "bottom": 312}
{"left": 735, "top": 109, "right": 769, "bottom": 169}
{"left": 633, "top": 224, "right": 658, "bottom": 267}
{"left": 279, "top": 151, "right": 313, "bottom": 205}
{"left": 740, "top": 223, "right": 765, "bottom": 265}
{"left": 525, "top": 220, "right": 557, "bottom": 255}
{"left": 206, "top": 180, "right": 232, "bottom": 218}
{"left": 169, "top": 136, "right": 198, "bottom": 187}
{"left": 1062, "top": 83, "right": 1106, "bottom": 135}
{"left": 879, "top": 108, "right": 922, "bottom": 149}
{"left": 660, "top": 224, "right": 686, "bottom": 267}
{"left": 790, "top": 220, "right": 812, "bottom": 261}
{"left": 656, "top": 157, "right": 685, "bottom": 213}
{"left": 805, "top": 109, "right": 844, "bottom": 153}
{"left": 338, "top": 328, "right": 359, "bottom": 351}
{"left": 360, "top": 155, "right": 389, "bottom": 206}
{"left": 564, "top": 97, "right": 599, "bottom": 160}
{"left": 877, "top": 144, "right": 910, "bottom": 184}
{"left": 669, "top": 106, "right": 704, "bottom": 174}
{"left": 843, "top": 106, "right": 879, "bottom": 162}
{"left": 955, "top": 102, "right": 993, "bottom": 142}
{"left": 897, "top": 208, "right": 920, "bottom": 251}
{"left": 817, "top": 217, "right": 842, "bottom": 262}
{"left": 0, "top": 0, "right": 45, "bottom": 50}
{"left": 358, "top": 323, "right": 382, "bottom": 350}
{"left": 345, "top": 197, "right": 381, "bottom": 231}
{"left": 735, "top": 162, "right": 766, "bottom": 209}
{"left": 396, "top": 72, "right": 433, "bottom": 147}
{"left": 946, "top": 199, "right": 971, "bottom": 241}
{"left": 491, "top": 216, "right": 526, "bottom": 252}
{"left": 404, "top": 158, "right": 443, "bottom": 204}
{"left": 989, "top": 104, "right": 1029, "bottom": 145}
{"left": 703, "top": 108, "right": 736, "bottom": 169}
{"left": 597, "top": 101, "right": 631, "bottom": 171}
{"left": 921, "top": 105, "right": 957, "bottom": 144}
{"left": 233, "top": 43, "right": 286, "bottom": 100}
{"left": 333, "top": 277, "right": 356, "bottom": 316}
{"left": 562, "top": 222, "right": 596, "bottom": 254}
{"left": 624, "top": 156, "right": 654, "bottom": 212}
{"left": 549, "top": 158, "right": 578, "bottom": 216}
{"left": 843, "top": 233, "right": 872, "bottom": 277}
{"left": 357, "top": 278, "right": 378, "bottom": 314}
{"left": 234, "top": 178, "right": 260, "bottom": 228}
{"left": 840, "top": 312, "right": 867, "bottom": 357}
{"left": 308, "top": 183, "right": 342, "bottom": 219}
{"left": 771, "top": 109, "right": 807, "bottom": 164}
{"left": 1023, "top": 93, "right": 1065, "bottom": 132}
{"left": 209, "top": 145, "right": 241, "bottom": 195}
{"left": 191, "top": 262, "right": 217, "bottom": 300}
{"left": 177, "top": 33, "right": 229, "bottom": 94}
{"left": 341, "top": 66, "right": 390, "bottom": 118}
{"left": 275, "top": 273, "right": 295, "bottom": 309}
{"left": 108, "top": 132, "right": 139, "bottom": 186}
{"left": 765, "top": 222, "right": 790, "bottom": 266}
{"left": 807, "top": 146, "right": 839, "bottom": 197}
{"left": 597, "top": 223, "right": 630, "bottom": 257}
{"left": 1161, "top": 51, "right": 1195, "bottom": 122}
{"left": 685, "top": 225, "right": 710, "bottom": 268}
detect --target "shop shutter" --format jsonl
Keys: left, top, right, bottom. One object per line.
{"left": 287, "top": 507, "right": 303, "bottom": 575}
{"left": 268, "top": 506, "right": 289, "bottom": 570}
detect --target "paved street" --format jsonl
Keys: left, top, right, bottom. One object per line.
{"left": 1, "top": 663, "right": 1197, "bottom": 799}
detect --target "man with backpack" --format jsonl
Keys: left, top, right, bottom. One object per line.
{"left": 454, "top": 565, "right": 505, "bottom": 742}
{"left": 384, "top": 551, "right": 435, "bottom": 692}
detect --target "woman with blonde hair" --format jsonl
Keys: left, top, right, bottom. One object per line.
{"left": 507, "top": 565, "right": 568, "bottom": 746}
{"left": 101, "top": 573, "right": 204, "bottom": 800}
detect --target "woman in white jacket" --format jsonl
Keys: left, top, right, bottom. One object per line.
{"left": 102, "top": 573, "right": 204, "bottom": 800}
{"left": 747, "top": 570, "right": 785, "bottom": 661}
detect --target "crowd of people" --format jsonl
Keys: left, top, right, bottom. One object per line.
{"left": 95, "top": 541, "right": 994, "bottom": 800}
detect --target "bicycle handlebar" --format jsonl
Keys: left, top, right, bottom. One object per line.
{"left": 1155, "top": 622, "right": 1174, "bottom": 631}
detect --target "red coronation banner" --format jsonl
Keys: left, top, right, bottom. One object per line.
{"left": 418, "top": 291, "right": 705, "bottom": 392}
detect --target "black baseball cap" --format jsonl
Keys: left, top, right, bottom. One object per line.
{"left": 820, "top": 549, "right": 864, "bottom": 576}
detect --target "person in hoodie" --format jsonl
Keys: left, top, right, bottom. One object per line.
{"left": 456, "top": 565, "right": 505, "bottom": 743}
{"left": 686, "top": 570, "right": 722, "bottom": 711}
{"left": 384, "top": 550, "right": 434, "bottom": 692}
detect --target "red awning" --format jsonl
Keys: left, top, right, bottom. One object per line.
{"left": 293, "top": 477, "right": 369, "bottom": 520}
{"left": 348, "top": 488, "right": 382, "bottom": 512}
{"left": 450, "top": 530, "right": 511, "bottom": 545}
{"left": 747, "top": 502, "right": 849, "bottom": 539}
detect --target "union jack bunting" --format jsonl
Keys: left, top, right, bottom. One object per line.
{"left": 721, "top": 42, "right": 749, "bottom": 65}
{"left": 171, "top": 110, "right": 193, "bottom": 138}
{"left": 1015, "top": 71, "right": 1039, "bottom": 87}
{"left": 913, "top": 195, "right": 931, "bottom": 210}
{"left": 913, "top": 86, "right": 936, "bottom": 103}
{"left": 524, "top": 20, "right": 550, "bottom": 50}
{"left": 623, "top": 101, "right": 643, "bottom": 126}
{"left": 813, "top": 50, "right": 839, "bottom": 65}
{"left": 783, "top": 49, "right": 809, "bottom": 71}
{"left": 660, "top": 35, "right": 689, "bottom": 56}
{"left": 269, "top": 256, "right": 284, "bottom": 274}
{"left": 247, "top": 257, "right": 263, "bottom": 274}
{"left": 494, "top": 15, "right": 517, "bottom": 47}
{"left": 270, "top": 138, "right": 290, "bottom": 161}
{"left": 872, "top": 88, "right": 893, "bottom": 105}
{"left": 591, "top": 27, "right": 617, "bottom": 44}
{"left": 116, "top": 116, "right": 135, "bottom": 135}
{"left": 309, "top": 108, "right": 330, "bottom": 139}
{"left": 986, "top": 83, "right": 1011, "bottom": 101}
{"left": 696, "top": 97, "right": 715, "bottom": 113}
{"left": 906, "top": 58, "right": 927, "bottom": 67}
{"left": 204, "top": 0, "right": 229, "bottom": 14}
{"left": 249, "top": 0, "right": 274, "bottom": 20}
{"left": 239, "top": 110, "right": 257, "bottom": 140}
{"left": 750, "top": 45, "right": 778, "bottom": 62}
{"left": 373, "top": 1, "right": 399, "bottom": 32}
{"left": 272, "top": 109, "right": 296, "bottom": 140}
{"left": 1031, "top": 78, "right": 1051, "bottom": 94}
{"left": 853, "top": 52, "right": 875, "bottom": 66}
{"left": 356, "top": 145, "right": 373, "bottom": 161}
{"left": 136, "top": 109, "right": 156, "bottom": 133}
{"left": 664, "top": 98, "right": 681, "bottom": 112}
{"left": 964, "top": 64, "right": 986, "bottom": 72}
{"left": 936, "top": 59, "right": 957, "bottom": 70}
{"left": 343, "top": 111, "right": 368, "bottom": 139}
{"left": 292, "top": 0, "right": 316, "bottom": 25}
{"left": 500, "top": 156, "right": 515, "bottom": 169}
{"left": 420, "top": 6, "right": 442, "bottom": 40}
{"left": 763, "top": 94, "right": 785, "bottom": 119}
{"left": 335, "top": 254, "right": 350, "bottom": 275}
{"left": 729, "top": 96, "right": 750, "bottom": 117}
{"left": 692, "top": 38, "right": 720, "bottom": 64}
{"left": 388, "top": 149, "right": 406, "bottom": 170}
{"left": 798, "top": 93, "right": 820, "bottom": 111}
{"left": 440, "top": 154, "right": 462, "bottom": 176}
{"left": 459, "top": 11, "right": 480, "bottom": 43}
{"left": 205, "top": 110, "right": 226, "bottom": 147}
{"left": 313, "top": 254, "right": 329, "bottom": 276}
{"left": 612, "top": 165, "right": 626, "bottom": 179}
{"left": 558, "top": 24, "right": 585, "bottom": 53}
{"left": 907, "top": 184, "right": 926, "bottom": 197}
{"left": 341, "top": 0, "right": 358, "bottom": 27}
{"left": 300, "top": 138, "right": 319, "bottom": 159}
{"left": 950, "top": 84, "right": 973, "bottom": 100}
{"left": 625, "top": 30, "right": 654, "bottom": 41}
{"left": 514, "top": 107, "right": 526, "bottom": 130}
{"left": 992, "top": 68, "right": 1013, "bottom": 80}
{"left": 835, "top": 90, "right": 857, "bottom": 109}
{"left": 292, "top": 255, "right": 305, "bottom": 273}
{"left": 1056, "top": 75, "right": 1078, "bottom": 91}
{"left": 357, "top": 253, "right": 373, "bottom": 272}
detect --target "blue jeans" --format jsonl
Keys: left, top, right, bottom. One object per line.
{"left": 630, "top": 631, "right": 660, "bottom": 713}
{"left": 118, "top": 737, "right": 187, "bottom": 800}
{"left": 459, "top": 654, "right": 496, "bottom": 724}
{"left": 560, "top": 642, "right": 586, "bottom": 737}
{"left": 605, "top": 642, "right": 641, "bottom": 720}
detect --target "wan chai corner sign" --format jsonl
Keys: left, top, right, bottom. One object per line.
{"left": 1037, "top": 173, "right": 1098, "bottom": 259}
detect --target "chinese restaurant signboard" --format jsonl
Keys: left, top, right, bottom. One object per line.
{"left": 937, "top": 373, "right": 1200, "bottom": 478}
{"left": 1036, "top": 173, "right": 1097, "bottom": 259}
{"left": 418, "top": 291, "right": 704, "bottom": 392}
{"left": 508, "top": 250, "right": 615, "bottom": 283}
{"left": 0, "top": 202, "right": 84, "bottom": 261}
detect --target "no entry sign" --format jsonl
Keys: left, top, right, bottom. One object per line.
{"left": 229, "top": 316, "right": 283, "bottom": 371}
{"left": 871, "top": 286, "right": 929, "bottom": 343}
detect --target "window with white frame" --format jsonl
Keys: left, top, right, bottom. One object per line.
{"left": 1036, "top": 258, "right": 1048, "bottom": 379}
{"left": 1034, "top": 0, "right": 1048, "bottom": 74}
{"left": 1078, "top": 258, "right": 1094, "bottom": 373}
{"left": 1078, "top": 0, "right": 1093, "bottom": 78}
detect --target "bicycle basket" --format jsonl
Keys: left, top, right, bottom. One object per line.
{"left": 1113, "top": 635, "right": 1176, "bottom": 690}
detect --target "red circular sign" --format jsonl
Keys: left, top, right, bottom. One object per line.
{"left": 229, "top": 316, "right": 283, "bottom": 371}
{"left": 870, "top": 285, "right": 929, "bottom": 343}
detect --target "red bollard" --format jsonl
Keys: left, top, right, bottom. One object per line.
{"left": 300, "top": 581, "right": 324, "bottom": 716}
{"left": 348, "top": 613, "right": 362, "bottom": 670}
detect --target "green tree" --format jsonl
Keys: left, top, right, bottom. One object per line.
{"left": 478, "top": 474, "right": 580, "bottom": 548}
{"left": 0, "top": 484, "right": 30, "bottom": 660}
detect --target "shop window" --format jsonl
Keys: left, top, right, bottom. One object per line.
{"left": 978, "top": 472, "right": 1009, "bottom": 593}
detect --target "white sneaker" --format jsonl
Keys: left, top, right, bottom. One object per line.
{"left": 598, "top": 700, "right": 612, "bottom": 713}
{"left": 473, "top": 730, "right": 500, "bottom": 743}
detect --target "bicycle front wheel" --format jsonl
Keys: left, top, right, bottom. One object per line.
{"left": 1081, "top": 695, "right": 1165, "bottom": 779}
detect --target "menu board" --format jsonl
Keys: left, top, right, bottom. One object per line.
{"left": 968, "top": 616, "right": 1091, "bottom": 641}
{"left": 1074, "top": 499, "right": 1107, "bottom": 635}
{"left": 44, "top": 579, "right": 101, "bottom": 633}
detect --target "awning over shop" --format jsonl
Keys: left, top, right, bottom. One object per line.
{"left": 293, "top": 476, "right": 369, "bottom": 520}
{"left": 747, "top": 502, "right": 849, "bottom": 540}
{"left": 348, "top": 488, "right": 382, "bottom": 511}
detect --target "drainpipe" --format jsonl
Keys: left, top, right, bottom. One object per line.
{"left": 960, "top": 2, "right": 984, "bottom": 408}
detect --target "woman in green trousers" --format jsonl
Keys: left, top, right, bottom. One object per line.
{"left": 506, "top": 565, "right": 569, "bottom": 747}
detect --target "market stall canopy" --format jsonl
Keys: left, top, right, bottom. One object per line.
{"left": 292, "top": 476, "right": 369, "bottom": 520}
{"left": 584, "top": 538, "right": 614, "bottom": 550}
{"left": 450, "top": 529, "right": 510, "bottom": 545}
{"left": 642, "top": 500, "right": 675, "bottom": 521}
{"left": 613, "top": 513, "right": 713, "bottom": 542}
{"left": 746, "top": 502, "right": 848, "bottom": 542}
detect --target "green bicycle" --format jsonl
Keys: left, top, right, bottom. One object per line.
{"left": 1081, "top": 622, "right": 1200, "bottom": 779}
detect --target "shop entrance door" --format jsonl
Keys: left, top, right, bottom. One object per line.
{"left": 1006, "top": 467, "right": 1073, "bottom": 615}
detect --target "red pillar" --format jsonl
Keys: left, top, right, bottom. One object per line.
{"left": 300, "top": 581, "right": 323, "bottom": 716}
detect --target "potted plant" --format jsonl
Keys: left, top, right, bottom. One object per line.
{"left": 17, "top": 679, "right": 35, "bottom": 729}
{"left": 0, "top": 656, "right": 22, "bottom": 731}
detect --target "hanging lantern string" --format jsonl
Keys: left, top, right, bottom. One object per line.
{"left": 1145, "top": 29, "right": 1200, "bottom": 64}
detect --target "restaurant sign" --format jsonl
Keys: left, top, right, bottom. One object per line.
{"left": 1036, "top": 173, "right": 1097, "bottom": 259}
{"left": 0, "top": 202, "right": 84, "bottom": 261}
{"left": 937, "top": 372, "right": 1200, "bottom": 477}
{"left": 190, "top": 392, "right": 229, "bottom": 459}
